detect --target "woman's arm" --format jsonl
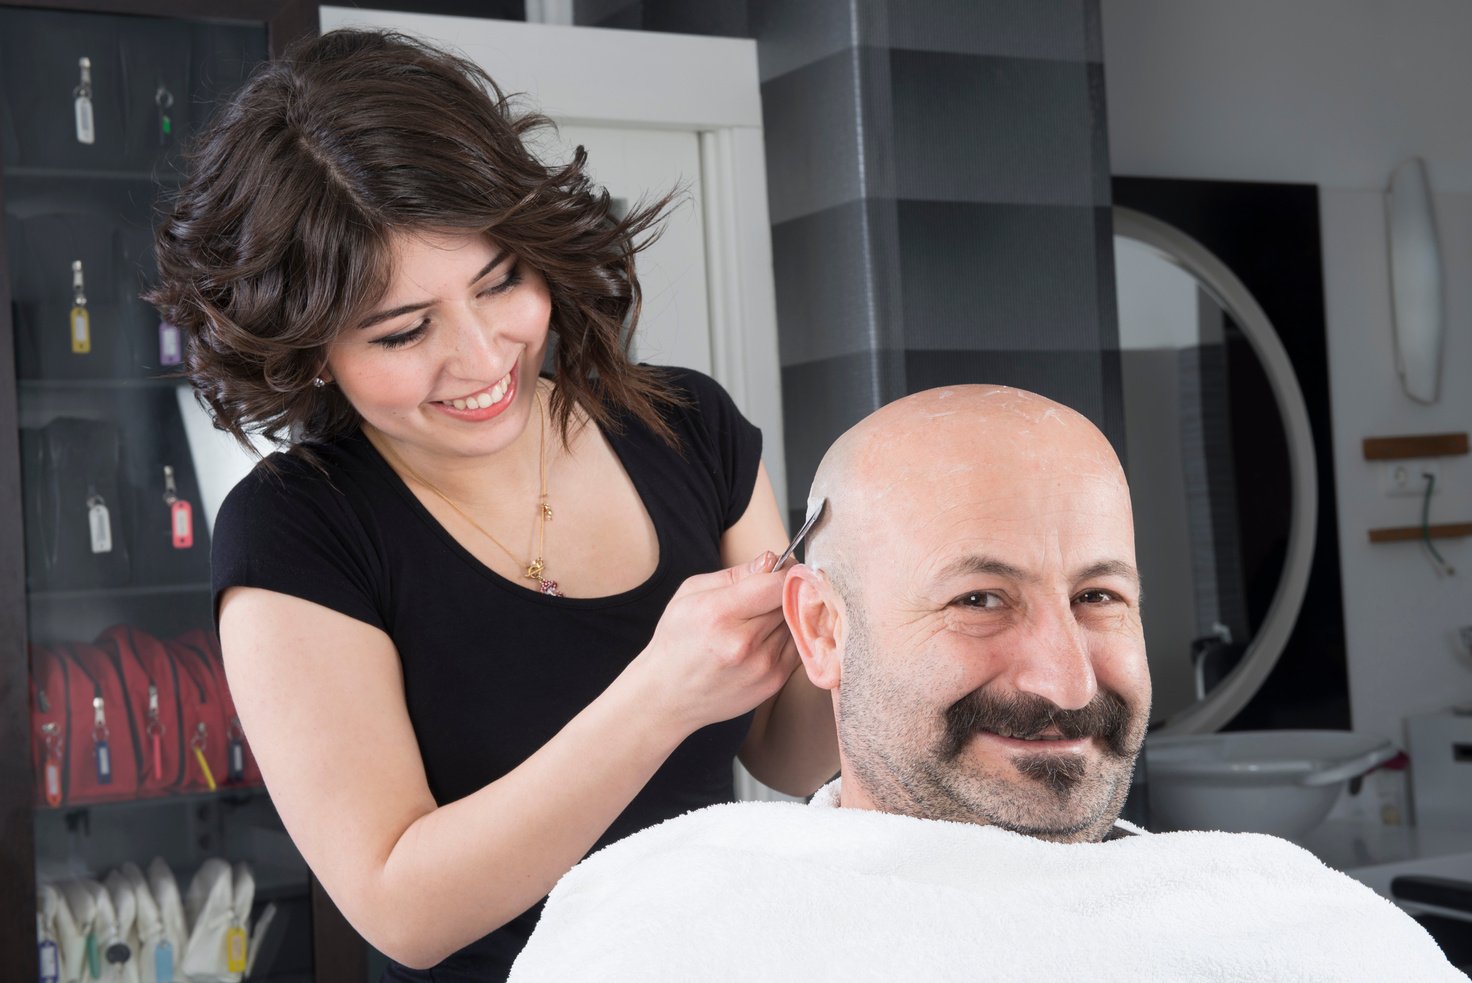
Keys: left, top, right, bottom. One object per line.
{"left": 720, "top": 463, "right": 840, "bottom": 796}
{"left": 220, "top": 555, "right": 794, "bottom": 969}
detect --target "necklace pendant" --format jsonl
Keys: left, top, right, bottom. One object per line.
{"left": 525, "top": 558, "right": 544, "bottom": 579}
{"left": 540, "top": 502, "right": 553, "bottom": 520}
{"left": 537, "top": 577, "right": 562, "bottom": 597}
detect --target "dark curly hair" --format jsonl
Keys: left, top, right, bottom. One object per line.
{"left": 148, "top": 28, "right": 681, "bottom": 457}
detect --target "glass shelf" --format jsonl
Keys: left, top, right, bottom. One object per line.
{"left": 40, "top": 781, "right": 268, "bottom": 814}
{"left": 29, "top": 580, "right": 211, "bottom": 602}
{"left": 20, "top": 376, "right": 187, "bottom": 391}
{"left": 4, "top": 165, "right": 178, "bottom": 184}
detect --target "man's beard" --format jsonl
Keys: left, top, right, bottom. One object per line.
{"left": 836, "top": 605, "right": 1146, "bottom": 841}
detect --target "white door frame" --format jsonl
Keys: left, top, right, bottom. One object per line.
{"left": 320, "top": 9, "right": 788, "bottom": 515}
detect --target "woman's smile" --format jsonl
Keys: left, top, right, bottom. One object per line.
{"left": 432, "top": 367, "right": 518, "bottom": 420}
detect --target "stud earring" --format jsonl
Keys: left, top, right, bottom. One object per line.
{"left": 313, "top": 377, "right": 326, "bottom": 389}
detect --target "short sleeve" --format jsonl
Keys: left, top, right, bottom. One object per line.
{"left": 659, "top": 367, "right": 763, "bottom": 530}
{"left": 211, "top": 457, "right": 386, "bottom": 631}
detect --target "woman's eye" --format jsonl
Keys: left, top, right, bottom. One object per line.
{"left": 479, "top": 262, "right": 523, "bottom": 298}
{"left": 956, "top": 591, "right": 1004, "bottom": 610}
{"left": 373, "top": 322, "right": 427, "bottom": 350}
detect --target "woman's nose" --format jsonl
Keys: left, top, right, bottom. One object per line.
{"left": 440, "top": 306, "right": 504, "bottom": 376}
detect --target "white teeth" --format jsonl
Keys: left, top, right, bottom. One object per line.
{"left": 443, "top": 373, "right": 511, "bottom": 411}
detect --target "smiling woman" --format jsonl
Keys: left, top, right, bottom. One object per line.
{"left": 145, "top": 28, "right": 838, "bottom": 982}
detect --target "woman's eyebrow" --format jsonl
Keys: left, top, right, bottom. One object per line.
{"left": 356, "top": 250, "right": 510, "bottom": 329}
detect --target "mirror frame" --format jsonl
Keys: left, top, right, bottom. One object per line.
{"left": 1114, "top": 206, "right": 1319, "bottom": 734}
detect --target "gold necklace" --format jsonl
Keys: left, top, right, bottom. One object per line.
{"left": 386, "top": 388, "right": 561, "bottom": 597}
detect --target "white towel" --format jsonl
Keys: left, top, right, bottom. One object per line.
{"left": 510, "top": 782, "right": 1462, "bottom": 982}
{"left": 117, "top": 863, "right": 166, "bottom": 983}
{"left": 147, "top": 857, "right": 189, "bottom": 981}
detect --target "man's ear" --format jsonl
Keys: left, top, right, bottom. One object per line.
{"left": 782, "top": 564, "right": 843, "bottom": 690}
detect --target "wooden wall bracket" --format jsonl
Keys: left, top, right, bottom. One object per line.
{"left": 1362, "top": 432, "right": 1469, "bottom": 460}
{"left": 1367, "top": 523, "right": 1472, "bottom": 544}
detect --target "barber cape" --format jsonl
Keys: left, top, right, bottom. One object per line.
{"left": 509, "top": 780, "right": 1461, "bottom": 982}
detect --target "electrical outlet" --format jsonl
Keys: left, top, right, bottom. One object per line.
{"left": 1382, "top": 459, "right": 1440, "bottom": 497}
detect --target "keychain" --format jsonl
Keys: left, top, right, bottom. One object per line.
{"left": 86, "top": 488, "right": 113, "bottom": 555}
{"left": 85, "top": 930, "right": 101, "bottom": 981}
{"left": 92, "top": 695, "right": 112, "bottom": 786}
{"left": 38, "top": 933, "right": 60, "bottom": 983}
{"left": 225, "top": 923, "right": 247, "bottom": 974}
{"left": 154, "top": 939, "right": 173, "bottom": 983}
{"left": 74, "top": 56, "right": 95, "bottom": 145}
{"left": 40, "top": 722, "right": 64, "bottom": 807}
{"left": 70, "top": 260, "right": 91, "bottom": 355}
{"left": 227, "top": 716, "right": 247, "bottom": 783}
{"left": 191, "top": 722, "right": 217, "bottom": 792}
{"left": 158, "top": 320, "right": 182, "bottom": 366}
{"left": 155, "top": 82, "right": 174, "bottom": 146}
{"left": 163, "top": 466, "right": 193, "bottom": 549}
{"left": 146, "top": 683, "right": 164, "bottom": 782}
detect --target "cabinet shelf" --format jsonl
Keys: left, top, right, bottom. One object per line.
{"left": 29, "top": 580, "right": 212, "bottom": 602}
{"left": 20, "top": 376, "right": 187, "bottom": 391}
{"left": 39, "top": 782, "right": 268, "bottom": 814}
{"left": 4, "top": 165, "right": 177, "bottom": 184}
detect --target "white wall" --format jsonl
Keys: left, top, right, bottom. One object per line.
{"left": 1102, "top": 0, "right": 1472, "bottom": 745}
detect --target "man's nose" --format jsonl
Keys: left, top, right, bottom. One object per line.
{"left": 1004, "top": 599, "right": 1099, "bottom": 711}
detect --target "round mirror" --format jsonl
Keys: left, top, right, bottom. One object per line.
{"left": 1113, "top": 207, "right": 1318, "bottom": 735}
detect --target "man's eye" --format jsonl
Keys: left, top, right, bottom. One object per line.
{"left": 1075, "top": 589, "right": 1117, "bottom": 605}
{"left": 956, "top": 591, "right": 1003, "bottom": 609}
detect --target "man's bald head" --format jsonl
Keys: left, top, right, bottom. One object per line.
{"left": 805, "top": 385, "right": 1131, "bottom": 605}
{"left": 784, "top": 384, "right": 1149, "bottom": 842}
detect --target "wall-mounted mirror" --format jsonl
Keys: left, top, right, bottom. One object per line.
{"left": 1114, "top": 206, "right": 1319, "bottom": 735}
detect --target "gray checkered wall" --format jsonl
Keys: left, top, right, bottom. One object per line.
{"left": 576, "top": 0, "right": 1121, "bottom": 526}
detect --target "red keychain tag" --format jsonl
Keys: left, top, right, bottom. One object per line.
{"left": 41, "top": 722, "right": 64, "bottom": 807}
{"left": 171, "top": 499, "right": 194, "bottom": 549}
{"left": 164, "top": 466, "right": 194, "bottom": 548}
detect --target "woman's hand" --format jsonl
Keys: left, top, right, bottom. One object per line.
{"left": 629, "top": 552, "right": 799, "bottom": 736}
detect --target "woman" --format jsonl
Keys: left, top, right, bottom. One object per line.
{"left": 149, "top": 29, "right": 837, "bottom": 981}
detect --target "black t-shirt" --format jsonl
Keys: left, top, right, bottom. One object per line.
{"left": 212, "top": 367, "right": 763, "bottom": 981}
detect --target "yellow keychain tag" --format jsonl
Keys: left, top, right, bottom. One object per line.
{"left": 225, "top": 927, "right": 247, "bottom": 974}
{"left": 70, "top": 260, "right": 91, "bottom": 354}
{"left": 193, "top": 744, "right": 217, "bottom": 791}
{"left": 70, "top": 306, "right": 91, "bottom": 353}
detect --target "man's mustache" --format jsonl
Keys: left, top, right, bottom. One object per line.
{"left": 943, "top": 688, "right": 1136, "bottom": 760}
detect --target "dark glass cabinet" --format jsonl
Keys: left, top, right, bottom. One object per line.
{"left": 1, "top": 3, "right": 365, "bottom": 980}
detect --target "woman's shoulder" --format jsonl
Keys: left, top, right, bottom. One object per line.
{"left": 644, "top": 364, "right": 729, "bottom": 407}
{"left": 633, "top": 364, "right": 749, "bottom": 437}
{"left": 217, "top": 431, "right": 386, "bottom": 533}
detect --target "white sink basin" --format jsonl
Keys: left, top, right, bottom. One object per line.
{"left": 1144, "top": 730, "right": 1398, "bottom": 838}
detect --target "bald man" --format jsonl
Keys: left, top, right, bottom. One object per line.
{"left": 787, "top": 384, "right": 1149, "bottom": 843}
{"left": 510, "top": 387, "right": 1461, "bottom": 983}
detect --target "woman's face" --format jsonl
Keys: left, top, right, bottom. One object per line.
{"left": 324, "top": 229, "right": 553, "bottom": 468}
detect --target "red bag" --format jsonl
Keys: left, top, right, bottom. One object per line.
{"left": 94, "top": 624, "right": 185, "bottom": 794}
{"left": 165, "top": 635, "right": 230, "bottom": 791}
{"left": 54, "top": 640, "right": 141, "bottom": 803}
{"left": 173, "top": 628, "right": 263, "bottom": 787}
{"left": 30, "top": 645, "right": 70, "bottom": 807}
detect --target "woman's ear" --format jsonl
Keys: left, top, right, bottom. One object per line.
{"left": 782, "top": 564, "right": 843, "bottom": 690}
